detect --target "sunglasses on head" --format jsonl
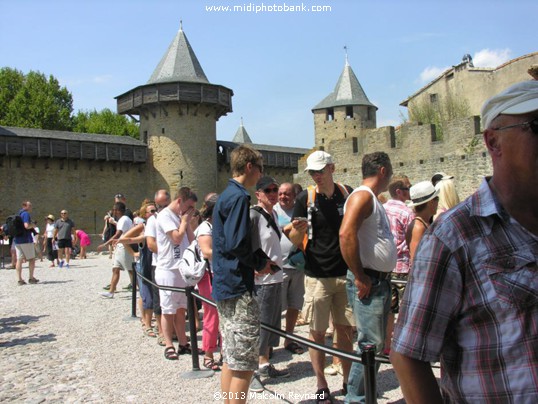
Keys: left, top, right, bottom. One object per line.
{"left": 263, "top": 187, "right": 279, "bottom": 194}
{"left": 493, "top": 118, "right": 538, "bottom": 135}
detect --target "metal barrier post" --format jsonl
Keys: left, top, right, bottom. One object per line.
{"left": 130, "top": 268, "right": 137, "bottom": 317}
{"left": 362, "top": 344, "right": 377, "bottom": 404}
{"left": 181, "top": 286, "right": 213, "bottom": 379}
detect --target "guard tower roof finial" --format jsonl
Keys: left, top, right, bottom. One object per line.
{"left": 344, "top": 45, "right": 349, "bottom": 66}
{"left": 180, "top": 20, "right": 183, "bottom": 30}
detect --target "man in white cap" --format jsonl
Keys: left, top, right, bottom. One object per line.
{"left": 391, "top": 80, "right": 538, "bottom": 402}
{"left": 289, "top": 150, "right": 355, "bottom": 402}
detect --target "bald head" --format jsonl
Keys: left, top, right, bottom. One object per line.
{"left": 154, "top": 189, "right": 171, "bottom": 210}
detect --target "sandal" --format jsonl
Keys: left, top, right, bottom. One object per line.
{"left": 157, "top": 336, "right": 166, "bottom": 346}
{"left": 164, "top": 346, "right": 178, "bottom": 360}
{"left": 144, "top": 327, "right": 157, "bottom": 338}
{"left": 18, "top": 280, "right": 26, "bottom": 286}
{"left": 284, "top": 342, "right": 305, "bottom": 355}
{"left": 177, "top": 344, "right": 192, "bottom": 355}
{"left": 203, "top": 357, "right": 221, "bottom": 371}
{"left": 315, "top": 387, "right": 332, "bottom": 404}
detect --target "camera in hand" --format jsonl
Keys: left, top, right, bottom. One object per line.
{"left": 270, "top": 264, "right": 282, "bottom": 273}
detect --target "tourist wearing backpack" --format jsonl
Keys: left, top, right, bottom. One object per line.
{"left": 288, "top": 151, "right": 355, "bottom": 401}
{"left": 248, "top": 176, "right": 290, "bottom": 392}
{"left": 13, "top": 201, "right": 39, "bottom": 285}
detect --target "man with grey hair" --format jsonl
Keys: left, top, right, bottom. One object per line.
{"left": 391, "top": 80, "right": 538, "bottom": 402}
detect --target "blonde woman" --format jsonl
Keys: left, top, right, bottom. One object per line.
{"left": 431, "top": 172, "right": 460, "bottom": 220}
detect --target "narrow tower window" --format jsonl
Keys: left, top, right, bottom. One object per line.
{"left": 326, "top": 108, "right": 334, "bottom": 121}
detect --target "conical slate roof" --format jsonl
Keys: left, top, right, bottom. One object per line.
{"left": 147, "top": 23, "right": 209, "bottom": 85}
{"left": 312, "top": 59, "right": 376, "bottom": 110}
{"left": 232, "top": 118, "right": 252, "bottom": 143}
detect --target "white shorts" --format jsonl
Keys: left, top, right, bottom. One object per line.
{"left": 113, "top": 246, "right": 134, "bottom": 271}
{"left": 15, "top": 243, "right": 36, "bottom": 261}
{"left": 155, "top": 268, "right": 187, "bottom": 314}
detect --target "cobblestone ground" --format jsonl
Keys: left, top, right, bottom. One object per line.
{"left": 0, "top": 252, "right": 432, "bottom": 403}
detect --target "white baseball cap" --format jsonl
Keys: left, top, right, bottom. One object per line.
{"left": 481, "top": 80, "right": 538, "bottom": 129}
{"left": 304, "top": 150, "right": 333, "bottom": 172}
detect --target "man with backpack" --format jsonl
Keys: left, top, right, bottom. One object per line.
{"left": 248, "top": 176, "right": 290, "bottom": 392}
{"left": 12, "top": 201, "right": 39, "bottom": 285}
{"left": 289, "top": 151, "right": 355, "bottom": 402}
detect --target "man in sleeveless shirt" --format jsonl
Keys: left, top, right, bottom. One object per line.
{"left": 340, "top": 152, "right": 397, "bottom": 403}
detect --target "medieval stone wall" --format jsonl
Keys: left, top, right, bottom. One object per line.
{"left": 0, "top": 157, "right": 150, "bottom": 235}
{"left": 407, "top": 53, "right": 538, "bottom": 119}
{"left": 314, "top": 105, "right": 375, "bottom": 147}
{"left": 142, "top": 103, "right": 218, "bottom": 200}
{"left": 294, "top": 116, "right": 492, "bottom": 200}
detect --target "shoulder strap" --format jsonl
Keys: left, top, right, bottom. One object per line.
{"left": 336, "top": 183, "right": 350, "bottom": 199}
{"left": 251, "top": 206, "right": 281, "bottom": 240}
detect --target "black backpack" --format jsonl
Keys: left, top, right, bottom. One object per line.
{"left": 4, "top": 214, "right": 25, "bottom": 237}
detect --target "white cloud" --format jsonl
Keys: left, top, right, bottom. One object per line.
{"left": 418, "top": 66, "right": 450, "bottom": 83}
{"left": 93, "top": 74, "right": 113, "bottom": 84}
{"left": 472, "top": 48, "right": 511, "bottom": 68}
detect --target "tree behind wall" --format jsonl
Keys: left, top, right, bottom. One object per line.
{"left": 0, "top": 67, "right": 73, "bottom": 130}
{"left": 73, "top": 109, "right": 139, "bottom": 139}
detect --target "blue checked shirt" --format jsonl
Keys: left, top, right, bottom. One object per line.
{"left": 393, "top": 178, "right": 538, "bottom": 403}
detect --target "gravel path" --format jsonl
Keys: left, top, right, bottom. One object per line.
{"left": 0, "top": 253, "right": 420, "bottom": 403}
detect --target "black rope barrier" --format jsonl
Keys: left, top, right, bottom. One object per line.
{"left": 131, "top": 272, "right": 416, "bottom": 404}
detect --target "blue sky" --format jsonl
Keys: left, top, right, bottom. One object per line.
{"left": 1, "top": 0, "right": 536, "bottom": 148}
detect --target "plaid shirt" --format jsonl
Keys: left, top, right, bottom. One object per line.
{"left": 383, "top": 199, "right": 414, "bottom": 274}
{"left": 393, "top": 178, "right": 538, "bottom": 403}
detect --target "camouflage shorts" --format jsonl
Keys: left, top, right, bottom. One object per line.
{"left": 217, "top": 292, "right": 260, "bottom": 371}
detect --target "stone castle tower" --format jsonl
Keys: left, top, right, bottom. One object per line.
{"left": 115, "top": 23, "right": 233, "bottom": 198}
{"left": 311, "top": 56, "right": 377, "bottom": 149}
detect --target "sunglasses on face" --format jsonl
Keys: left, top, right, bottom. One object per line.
{"left": 493, "top": 118, "right": 538, "bottom": 135}
{"left": 263, "top": 187, "right": 279, "bottom": 194}
{"left": 308, "top": 168, "right": 326, "bottom": 176}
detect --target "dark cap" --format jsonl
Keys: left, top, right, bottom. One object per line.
{"left": 114, "top": 193, "right": 125, "bottom": 199}
{"left": 256, "top": 176, "right": 279, "bottom": 191}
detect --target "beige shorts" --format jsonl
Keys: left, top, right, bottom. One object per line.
{"left": 302, "top": 275, "right": 354, "bottom": 332}
{"left": 15, "top": 243, "right": 36, "bottom": 261}
{"left": 112, "top": 246, "right": 134, "bottom": 271}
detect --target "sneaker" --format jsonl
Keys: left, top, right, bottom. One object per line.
{"left": 28, "top": 278, "right": 39, "bottom": 284}
{"left": 17, "top": 280, "right": 26, "bottom": 286}
{"left": 249, "top": 375, "right": 264, "bottom": 393}
{"left": 123, "top": 284, "right": 133, "bottom": 291}
{"left": 324, "top": 362, "right": 343, "bottom": 376}
{"left": 59, "top": 260, "right": 64, "bottom": 268}
{"left": 65, "top": 264, "right": 70, "bottom": 269}
{"left": 258, "top": 363, "right": 290, "bottom": 378}
{"left": 100, "top": 292, "right": 114, "bottom": 299}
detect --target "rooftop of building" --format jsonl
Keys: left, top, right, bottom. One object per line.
{"left": 312, "top": 57, "right": 377, "bottom": 111}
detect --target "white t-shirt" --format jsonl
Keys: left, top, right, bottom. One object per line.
{"left": 251, "top": 207, "right": 283, "bottom": 285}
{"left": 145, "top": 214, "right": 158, "bottom": 266}
{"left": 45, "top": 223, "right": 55, "bottom": 238}
{"left": 156, "top": 207, "right": 189, "bottom": 271}
{"left": 344, "top": 186, "right": 397, "bottom": 273}
{"left": 116, "top": 215, "right": 133, "bottom": 251}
